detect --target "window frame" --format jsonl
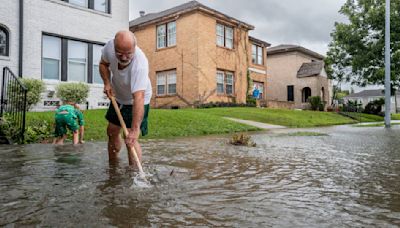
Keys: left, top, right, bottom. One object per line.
{"left": 0, "top": 25, "right": 10, "bottom": 57}
{"left": 41, "top": 33, "right": 105, "bottom": 84}
{"left": 287, "top": 85, "right": 294, "bottom": 102}
{"left": 157, "top": 21, "right": 176, "bottom": 49}
{"left": 216, "top": 23, "right": 234, "bottom": 49}
{"left": 42, "top": 35, "right": 62, "bottom": 81}
{"left": 156, "top": 69, "right": 177, "bottom": 96}
{"left": 62, "top": 0, "right": 111, "bottom": 14}
{"left": 216, "top": 70, "right": 235, "bottom": 96}
{"left": 252, "top": 43, "right": 264, "bottom": 65}
{"left": 67, "top": 40, "right": 88, "bottom": 83}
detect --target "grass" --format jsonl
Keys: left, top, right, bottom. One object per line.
{"left": 392, "top": 113, "right": 400, "bottom": 120}
{"left": 194, "top": 107, "right": 355, "bottom": 127}
{"left": 26, "top": 109, "right": 260, "bottom": 141}
{"left": 25, "top": 107, "right": 356, "bottom": 142}
{"left": 340, "top": 112, "right": 384, "bottom": 122}
{"left": 277, "top": 131, "right": 329, "bottom": 137}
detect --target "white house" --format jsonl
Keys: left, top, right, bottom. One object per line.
{"left": 0, "top": 0, "right": 129, "bottom": 111}
{"left": 343, "top": 89, "right": 400, "bottom": 113}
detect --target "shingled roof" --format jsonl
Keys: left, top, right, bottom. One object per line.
{"left": 268, "top": 44, "right": 324, "bottom": 60}
{"left": 130, "top": 1, "right": 254, "bottom": 31}
{"left": 249, "top": 36, "right": 271, "bottom": 47}
{"left": 345, "top": 90, "right": 385, "bottom": 98}
{"left": 297, "top": 61, "right": 325, "bottom": 78}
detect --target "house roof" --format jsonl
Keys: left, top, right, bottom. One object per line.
{"left": 345, "top": 90, "right": 385, "bottom": 98}
{"left": 297, "top": 61, "right": 324, "bottom": 78}
{"left": 267, "top": 44, "right": 325, "bottom": 60}
{"left": 130, "top": 1, "right": 254, "bottom": 31}
{"left": 249, "top": 36, "right": 271, "bottom": 47}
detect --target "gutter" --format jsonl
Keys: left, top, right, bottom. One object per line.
{"left": 18, "top": 0, "right": 23, "bottom": 77}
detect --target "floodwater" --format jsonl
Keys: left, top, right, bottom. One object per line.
{"left": 0, "top": 125, "right": 400, "bottom": 227}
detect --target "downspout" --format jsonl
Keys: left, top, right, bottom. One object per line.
{"left": 18, "top": 0, "right": 23, "bottom": 77}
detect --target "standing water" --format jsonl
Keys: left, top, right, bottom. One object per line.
{"left": 0, "top": 125, "right": 400, "bottom": 227}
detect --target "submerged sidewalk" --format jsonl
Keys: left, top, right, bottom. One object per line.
{"left": 223, "top": 117, "right": 286, "bottom": 130}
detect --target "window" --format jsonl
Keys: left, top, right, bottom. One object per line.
{"left": 287, "top": 85, "right": 294, "bottom": 102}
{"left": 252, "top": 44, "right": 263, "bottom": 65}
{"left": 157, "top": 70, "right": 177, "bottom": 96}
{"left": 68, "top": 40, "right": 88, "bottom": 82}
{"left": 302, "top": 87, "right": 312, "bottom": 103}
{"left": 216, "top": 70, "right": 234, "bottom": 95}
{"left": 157, "top": 21, "right": 176, "bottom": 49}
{"left": 42, "top": 36, "right": 61, "bottom": 80}
{"left": 69, "top": 0, "right": 88, "bottom": 7}
{"left": 62, "top": 0, "right": 110, "bottom": 13}
{"left": 216, "top": 23, "right": 234, "bottom": 49}
{"left": 94, "top": 0, "right": 109, "bottom": 13}
{"left": 42, "top": 34, "right": 104, "bottom": 83}
{"left": 92, "top": 44, "right": 103, "bottom": 84}
{"left": 0, "top": 26, "right": 9, "bottom": 57}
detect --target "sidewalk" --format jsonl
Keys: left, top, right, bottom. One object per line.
{"left": 223, "top": 117, "right": 287, "bottom": 130}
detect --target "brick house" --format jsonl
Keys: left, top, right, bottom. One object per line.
{"left": 266, "top": 45, "right": 332, "bottom": 109}
{"left": 130, "top": 1, "right": 270, "bottom": 108}
{"left": 0, "top": 0, "right": 128, "bottom": 111}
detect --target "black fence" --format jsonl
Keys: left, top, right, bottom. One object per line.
{"left": 0, "top": 67, "right": 27, "bottom": 142}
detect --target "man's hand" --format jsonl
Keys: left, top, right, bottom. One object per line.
{"left": 103, "top": 83, "right": 114, "bottom": 98}
{"left": 125, "top": 128, "right": 140, "bottom": 146}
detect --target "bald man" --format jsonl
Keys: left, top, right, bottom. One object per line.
{"left": 99, "top": 30, "right": 152, "bottom": 167}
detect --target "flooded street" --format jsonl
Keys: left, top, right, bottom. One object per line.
{"left": 1, "top": 125, "right": 400, "bottom": 227}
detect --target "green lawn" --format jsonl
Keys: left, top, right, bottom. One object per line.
{"left": 26, "top": 109, "right": 260, "bottom": 141}
{"left": 25, "top": 107, "right": 355, "bottom": 142}
{"left": 193, "top": 108, "right": 355, "bottom": 127}
{"left": 392, "top": 113, "right": 400, "bottom": 120}
{"left": 340, "top": 112, "right": 384, "bottom": 122}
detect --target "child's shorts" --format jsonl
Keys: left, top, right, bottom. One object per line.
{"left": 54, "top": 113, "right": 79, "bottom": 137}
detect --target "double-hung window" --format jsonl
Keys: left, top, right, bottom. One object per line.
{"left": 157, "top": 21, "right": 176, "bottom": 49}
{"left": 216, "top": 23, "right": 234, "bottom": 49}
{"left": 252, "top": 44, "right": 263, "bottom": 65}
{"left": 216, "top": 70, "right": 234, "bottom": 95}
{"left": 157, "top": 70, "right": 177, "bottom": 96}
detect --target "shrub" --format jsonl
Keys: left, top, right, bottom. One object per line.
{"left": 196, "top": 101, "right": 255, "bottom": 109}
{"left": 24, "top": 118, "right": 53, "bottom": 144}
{"left": 0, "top": 114, "right": 21, "bottom": 143}
{"left": 22, "top": 79, "right": 46, "bottom": 110}
{"left": 246, "top": 95, "right": 257, "bottom": 106}
{"left": 364, "top": 98, "right": 384, "bottom": 115}
{"left": 7, "top": 78, "right": 45, "bottom": 111}
{"left": 56, "top": 82, "right": 89, "bottom": 104}
{"left": 308, "top": 96, "right": 324, "bottom": 111}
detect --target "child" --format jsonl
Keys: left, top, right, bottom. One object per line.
{"left": 53, "top": 102, "right": 85, "bottom": 145}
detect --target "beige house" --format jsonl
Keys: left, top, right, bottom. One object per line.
{"left": 130, "top": 1, "right": 269, "bottom": 108}
{"left": 266, "top": 45, "right": 332, "bottom": 109}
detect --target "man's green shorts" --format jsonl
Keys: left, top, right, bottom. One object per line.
{"left": 54, "top": 113, "right": 79, "bottom": 137}
{"left": 105, "top": 102, "right": 150, "bottom": 136}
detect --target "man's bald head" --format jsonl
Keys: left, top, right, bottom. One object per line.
{"left": 114, "top": 30, "right": 136, "bottom": 66}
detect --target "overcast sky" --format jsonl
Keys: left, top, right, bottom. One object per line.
{"left": 129, "top": 0, "right": 381, "bottom": 92}
{"left": 129, "top": 0, "right": 347, "bottom": 55}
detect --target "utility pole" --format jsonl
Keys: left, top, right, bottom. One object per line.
{"left": 384, "top": 0, "right": 391, "bottom": 128}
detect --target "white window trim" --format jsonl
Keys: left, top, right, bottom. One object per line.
{"left": 157, "top": 21, "right": 176, "bottom": 49}
{"left": 156, "top": 70, "right": 177, "bottom": 96}
{"left": 216, "top": 23, "right": 234, "bottom": 49}
{"left": 216, "top": 70, "right": 235, "bottom": 95}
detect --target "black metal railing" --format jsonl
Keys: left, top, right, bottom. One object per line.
{"left": 0, "top": 67, "right": 28, "bottom": 142}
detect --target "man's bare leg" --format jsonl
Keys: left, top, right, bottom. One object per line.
{"left": 107, "top": 122, "right": 122, "bottom": 162}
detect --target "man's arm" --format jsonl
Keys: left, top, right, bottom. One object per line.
{"left": 126, "top": 91, "right": 145, "bottom": 145}
{"left": 99, "top": 59, "right": 113, "bottom": 98}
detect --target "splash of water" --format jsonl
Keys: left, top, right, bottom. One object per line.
{"left": 130, "top": 172, "right": 152, "bottom": 189}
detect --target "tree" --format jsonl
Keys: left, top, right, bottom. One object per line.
{"left": 327, "top": 0, "right": 400, "bottom": 88}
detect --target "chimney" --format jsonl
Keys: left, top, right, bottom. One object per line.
{"left": 139, "top": 11, "right": 145, "bottom": 17}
